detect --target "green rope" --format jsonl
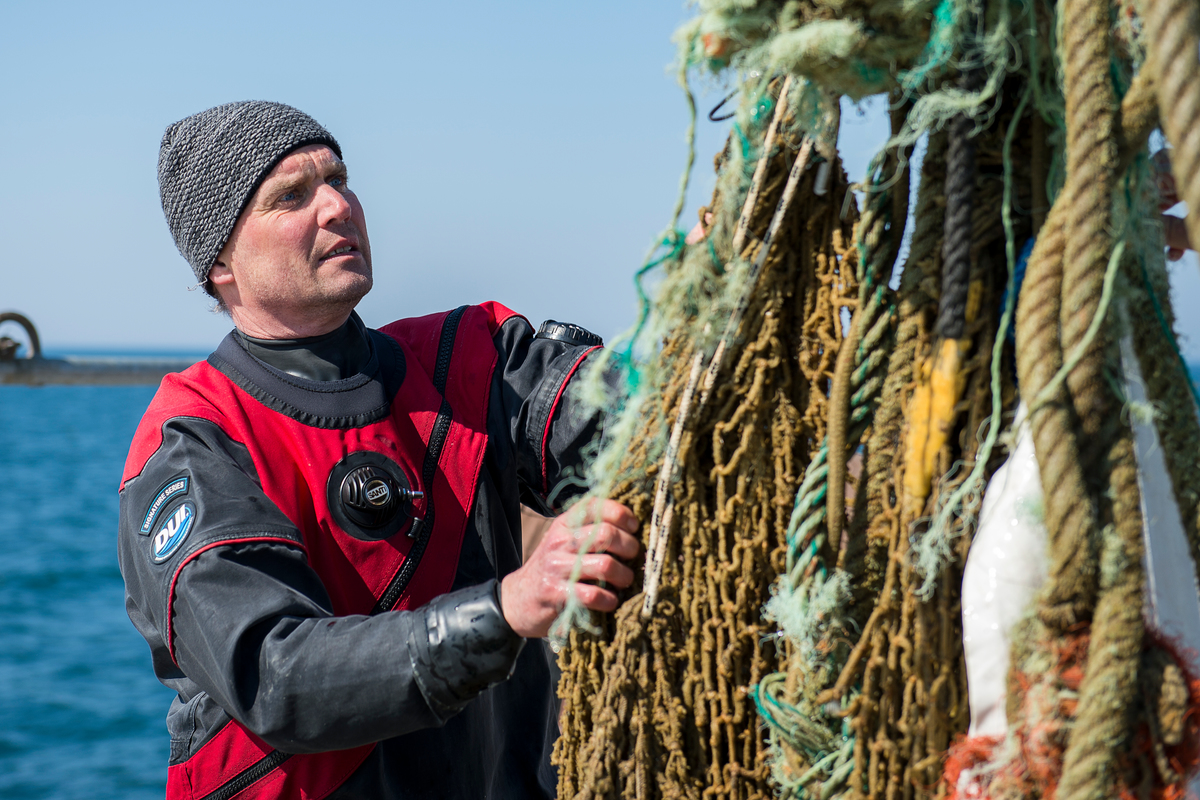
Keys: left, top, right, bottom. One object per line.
{"left": 615, "top": 233, "right": 687, "bottom": 386}
{"left": 670, "top": 55, "right": 698, "bottom": 235}
{"left": 547, "top": 45, "right": 703, "bottom": 649}
{"left": 707, "top": 236, "right": 725, "bottom": 274}
{"left": 898, "top": 0, "right": 959, "bottom": 95}
{"left": 752, "top": 674, "right": 838, "bottom": 755}
{"left": 752, "top": 160, "right": 899, "bottom": 799}
{"left": 611, "top": 42, "right": 703, "bottom": 383}
{"left": 733, "top": 120, "right": 753, "bottom": 161}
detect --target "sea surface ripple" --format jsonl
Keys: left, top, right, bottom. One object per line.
{"left": 0, "top": 385, "right": 173, "bottom": 799}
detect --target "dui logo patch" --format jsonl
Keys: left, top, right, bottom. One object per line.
{"left": 152, "top": 502, "right": 196, "bottom": 562}
{"left": 140, "top": 476, "right": 189, "bottom": 535}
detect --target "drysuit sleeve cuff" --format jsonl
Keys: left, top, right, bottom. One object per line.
{"left": 408, "top": 580, "right": 525, "bottom": 722}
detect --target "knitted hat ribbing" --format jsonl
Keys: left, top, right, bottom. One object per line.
{"left": 158, "top": 101, "right": 342, "bottom": 284}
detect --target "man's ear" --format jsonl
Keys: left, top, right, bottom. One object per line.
{"left": 207, "top": 260, "right": 237, "bottom": 313}
{"left": 209, "top": 261, "right": 234, "bottom": 288}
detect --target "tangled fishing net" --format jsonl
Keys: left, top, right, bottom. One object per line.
{"left": 549, "top": 0, "right": 1200, "bottom": 797}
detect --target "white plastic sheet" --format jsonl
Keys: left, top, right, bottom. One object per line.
{"left": 960, "top": 337, "right": 1200, "bottom": 792}
{"left": 961, "top": 403, "right": 1048, "bottom": 738}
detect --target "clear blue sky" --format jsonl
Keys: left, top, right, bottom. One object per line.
{"left": 4, "top": 1, "right": 1198, "bottom": 359}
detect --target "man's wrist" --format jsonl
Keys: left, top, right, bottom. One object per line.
{"left": 408, "top": 580, "right": 525, "bottom": 721}
{"left": 493, "top": 576, "right": 521, "bottom": 639}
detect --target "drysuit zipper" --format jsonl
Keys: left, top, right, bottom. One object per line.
{"left": 371, "top": 304, "right": 466, "bottom": 615}
{"left": 196, "top": 305, "right": 468, "bottom": 800}
{"left": 197, "top": 748, "right": 292, "bottom": 800}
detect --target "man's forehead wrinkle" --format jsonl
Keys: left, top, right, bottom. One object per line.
{"left": 259, "top": 165, "right": 314, "bottom": 201}
{"left": 263, "top": 150, "right": 344, "bottom": 190}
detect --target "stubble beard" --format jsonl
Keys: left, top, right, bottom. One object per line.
{"left": 252, "top": 260, "right": 373, "bottom": 333}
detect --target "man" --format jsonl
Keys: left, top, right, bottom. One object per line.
{"left": 118, "top": 101, "right": 639, "bottom": 799}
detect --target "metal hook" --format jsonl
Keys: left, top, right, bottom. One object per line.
{"left": 708, "top": 89, "right": 738, "bottom": 122}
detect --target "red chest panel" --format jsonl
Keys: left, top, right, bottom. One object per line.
{"left": 125, "top": 303, "right": 516, "bottom": 616}
{"left": 122, "top": 303, "right": 520, "bottom": 800}
{"left": 181, "top": 329, "right": 473, "bottom": 617}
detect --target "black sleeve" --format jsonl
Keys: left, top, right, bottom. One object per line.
{"left": 117, "top": 417, "right": 524, "bottom": 754}
{"left": 489, "top": 316, "right": 613, "bottom": 514}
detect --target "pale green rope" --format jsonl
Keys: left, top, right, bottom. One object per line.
{"left": 547, "top": 51, "right": 701, "bottom": 649}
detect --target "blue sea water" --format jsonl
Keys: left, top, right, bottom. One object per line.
{"left": 0, "top": 385, "right": 174, "bottom": 799}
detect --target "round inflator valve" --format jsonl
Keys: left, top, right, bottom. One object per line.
{"left": 341, "top": 466, "right": 403, "bottom": 529}
{"left": 326, "top": 452, "right": 422, "bottom": 541}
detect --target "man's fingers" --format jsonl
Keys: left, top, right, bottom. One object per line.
{"left": 575, "top": 554, "right": 635, "bottom": 589}
{"left": 587, "top": 499, "right": 639, "bottom": 533}
{"left": 1164, "top": 214, "right": 1191, "bottom": 253}
{"left": 573, "top": 582, "right": 619, "bottom": 613}
{"left": 1153, "top": 150, "right": 1181, "bottom": 210}
{"left": 566, "top": 498, "right": 640, "bottom": 534}
{"left": 1157, "top": 175, "right": 1180, "bottom": 210}
{"left": 570, "top": 522, "right": 640, "bottom": 559}
{"left": 595, "top": 526, "right": 639, "bottom": 560}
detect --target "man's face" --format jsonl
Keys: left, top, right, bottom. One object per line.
{"left": 212, "top": 144, "right": 372, "bottom": 334}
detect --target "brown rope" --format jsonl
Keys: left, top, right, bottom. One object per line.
{"left": 827, "top": 94, "right": 914, "bottom": 554}
{"left": 772, "top": 91, "right": 1029, "bottom": 800}
{"left": 848, "top": 136, "right": 1014, "bottom": 800}
{"left": 1116, "top": 69, "right": 1158, "bottom": 173}
{"left": 1015, "top": 198, "right": 1099, "bottom": 629}
{"left": 1056, "top": 425, "right": 1148, "bottom": 800}
{"left": 1002, "top": 0, "right": 1151, "bottom": 794}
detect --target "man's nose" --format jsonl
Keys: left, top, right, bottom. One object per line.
{"left": 315, "top": 184, "right": 353, "bottom": 226}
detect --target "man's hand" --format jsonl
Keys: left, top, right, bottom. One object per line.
{"left": 500, "top": 499, "right": 640, "bottom": 639}
{"left": 1154, "top": 148, "right": 1191, "bottom": 260}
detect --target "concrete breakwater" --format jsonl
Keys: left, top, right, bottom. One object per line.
{"left": 0, "top": 355, "right": 199, "bottom": 386}
{"left": 1, "top": 311, "right": 198, "bottom": 385}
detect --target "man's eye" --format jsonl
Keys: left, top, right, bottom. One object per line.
{"left": 328, "top": 176, "right": 345, "bottom": 190}
{"left": 279, "top": 190, "right": 299, "bottom": 204}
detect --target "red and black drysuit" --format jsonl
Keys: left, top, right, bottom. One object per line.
{"left": 117, "top": 303, "right": 603, "bottom": 800}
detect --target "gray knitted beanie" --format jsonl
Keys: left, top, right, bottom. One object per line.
{"left": 158, "top": 101, "right": 342, "bottom": 284}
